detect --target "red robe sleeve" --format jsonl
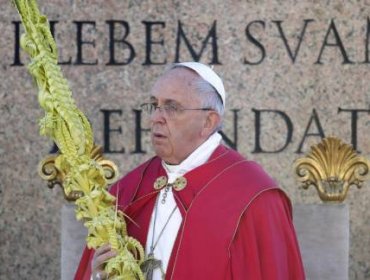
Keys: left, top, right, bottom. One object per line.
{"left": 229, "top": 189, "right": 305, "bottom": 280}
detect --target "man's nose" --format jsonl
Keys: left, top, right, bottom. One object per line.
{"left": 150, "top": 106, "right": 166, "bottom": 123}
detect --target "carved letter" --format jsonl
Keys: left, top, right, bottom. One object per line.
{"left": 252, "top": 109, "right": 293, "bottom": 153}
{"left": 106, "top": 20, "right": 135, "bottom": 65}
{"left": 142, "top": 21, "right": 167, "bottom": 65}
{"left": 11, "top": 21, "right": 23, "bottom": 66}
{"left": 219, "top": 109, "right": 240, "bottom": 150}
{"left": 101, "top": 109, "right": 125, "bottom": 153}
{"left": 338, "top": 107, "right": 370, "bottom": 152}
{"left": 296, "top": 109, "right": 325, "bottom": 153}
{"left": 175, "top": 20, "right": 221, "bottom": 64}
{"left": 74, "top": 21, "right": 98, "bottom": 65}
{"left": 316, "top": 19, "right": 354, "bottom": 64}
{"left": 272, "top": 19, "right": 314, "bottom": 63}
{"left": 244, "top": 20, "right": 266, "bottom": 65}
{"left": 131, "top": 109, "right": 150, "bottom": 154}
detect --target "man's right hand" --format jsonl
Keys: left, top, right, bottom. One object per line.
{"left": 91, "top": 244, "right": 117, "bottom": 280}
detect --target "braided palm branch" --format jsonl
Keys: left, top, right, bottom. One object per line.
{"left": 12, "top": 0, "right": 145, "bottom": 279}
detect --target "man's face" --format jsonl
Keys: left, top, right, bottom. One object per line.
{"left": 149, "top": 68, "right": 209, "bottom": 164}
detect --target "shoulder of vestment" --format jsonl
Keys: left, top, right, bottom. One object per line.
{"left": 207, "top": 147, "right": 277, "bottom": 192}
{"left": 108, "top": 156, "right": 161, "bottom": 201}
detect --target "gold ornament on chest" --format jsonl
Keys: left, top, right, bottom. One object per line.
{"left": 153, "top": 176, "right": 187, "bottom": 191}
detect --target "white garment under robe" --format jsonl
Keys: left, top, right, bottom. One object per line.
{"left": 145, "top": 132, "right": 222, "bottom": 280}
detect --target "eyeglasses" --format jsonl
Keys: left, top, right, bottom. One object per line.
{"left": 140, "top": 102, "right": 213, "bottom": 118}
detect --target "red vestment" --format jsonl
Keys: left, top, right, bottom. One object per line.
{"left": 75, "top": 145, "right": 305, "bottom": 280}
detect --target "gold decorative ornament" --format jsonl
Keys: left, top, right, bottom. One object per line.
{"left": 38, "top": 145, "right": 118, "bottom": 201}
{"left": 173, "top": 176, "right": 187, "bottom": 191}
{"left": 294, "top": 137, "right": 370, "bottom": 202}
{"left": 153, "top": 176, "right": 168, "bottom": 190}
{"left": 153, "top": 176, "right": 187, "bottom": 191}
{"left": 12, "top": 0, "right": 145, "bottom": 278}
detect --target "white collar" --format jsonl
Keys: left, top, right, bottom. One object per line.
{"left": 162, "top": 132, "right": 222, "bottom": 183}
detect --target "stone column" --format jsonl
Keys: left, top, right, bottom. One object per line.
{"left": 293, "top": 204, "right": 349, "bottom": 280}
{"left": 61, "top": 204, "right": 88, "bottom": 280}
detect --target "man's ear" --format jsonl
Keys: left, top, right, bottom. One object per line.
{"left": 202, "top": 111, "right": 221, "bottom": 136}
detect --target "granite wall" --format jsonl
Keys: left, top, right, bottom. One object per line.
{"left": 0, "top": 0, "right": 369, "bottom": 279}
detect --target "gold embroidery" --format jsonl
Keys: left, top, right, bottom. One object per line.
{"left": 154, "top": 176, "right": 168, "bottom": 190}
{"left": 173, "top": 176, "right": 187, "bottom": 191}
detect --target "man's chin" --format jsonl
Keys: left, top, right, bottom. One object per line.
{"left": 152, "top": 147, "right": 174, "bottom": 162}
{"left": 153, "top": 146, "right": 167, "bottom": 158}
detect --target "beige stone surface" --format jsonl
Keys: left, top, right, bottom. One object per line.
{"left": 294, "top": 204, "right": 350, "bottom": 280}
{"left": 61, "top": 205, "right": 87, "bottom": 280}
{"left": 0, "top": 0, "right": 369, "bottom": 279}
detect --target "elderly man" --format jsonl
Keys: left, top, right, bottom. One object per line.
{"left": 75, "top": 62, "right": 305, "bottom": 280}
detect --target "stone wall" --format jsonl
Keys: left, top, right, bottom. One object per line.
{"left": 0, "top": 0, "right": 369, "bottom": 279}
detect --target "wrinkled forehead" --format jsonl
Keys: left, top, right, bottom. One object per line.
{"left": 149, "top": 68, "right": 201, "bottom": 105}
